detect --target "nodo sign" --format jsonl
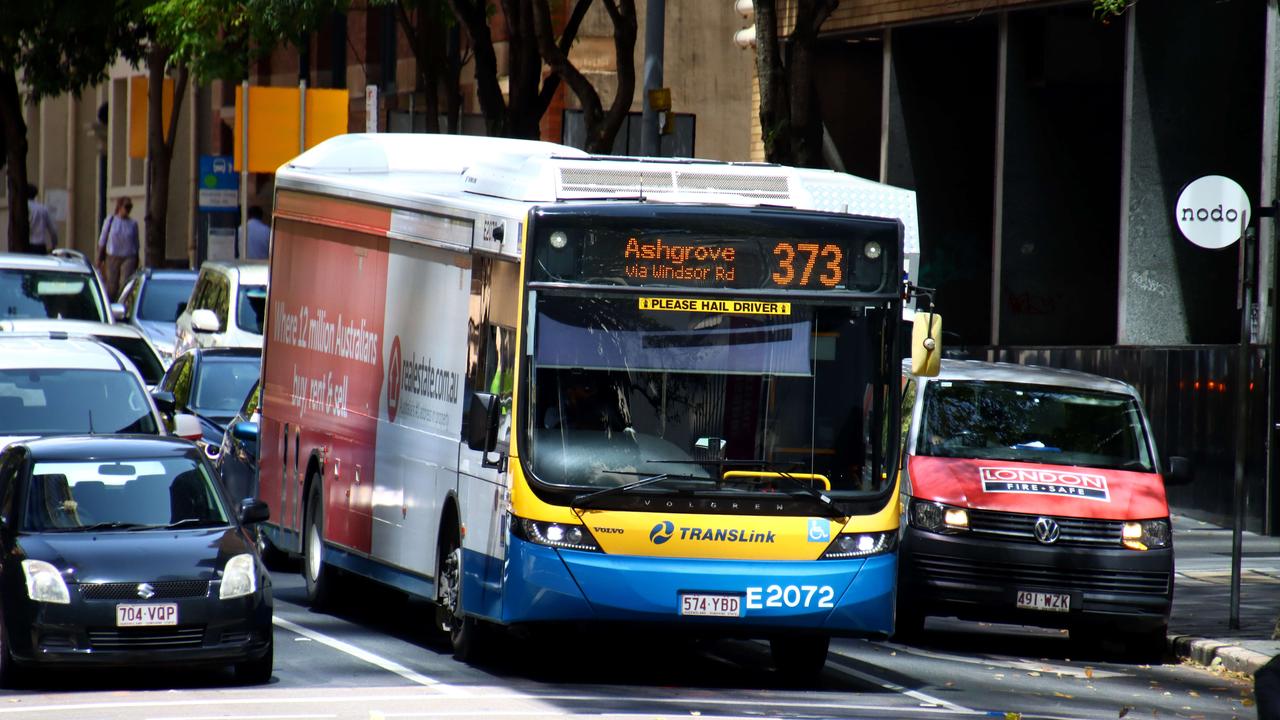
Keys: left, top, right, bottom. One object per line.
{"left": 1176, "top": 175, "right": 1251, "bottom": 250}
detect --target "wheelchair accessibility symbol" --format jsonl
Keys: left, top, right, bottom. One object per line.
{"left": 807, "top": 518, "right": 830, "bottom": 543}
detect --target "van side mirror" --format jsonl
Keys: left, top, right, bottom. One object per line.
{"left": 1166, "top": 456, "right": 1193, "bottom": 486}
{"left": 238, "top": 498, "right": 270, "bottom": 525}
{"left": 910, "top": 312, "right": 943, "bottom": 377}
{"left": 467, "top": 392, "right": 500, "bottom": 453}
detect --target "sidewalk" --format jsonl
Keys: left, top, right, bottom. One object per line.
{"left": 1169, "top": 513, "right": 1280, "bottom": 674}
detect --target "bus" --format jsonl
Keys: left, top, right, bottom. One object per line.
{"left": 257, "top": 133, "right": 933, "bottom": 673}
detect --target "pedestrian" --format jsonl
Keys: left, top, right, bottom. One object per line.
{"left": 1257, "top": 654, "right": 1280, "bottom": 719}
{"left": 242, "top": 206, "right": 271, "bottom": 260}
{"left": 26, "top": 184, "right": 58, "bottom": 254}
{"left": 96, "top": 196, "right": 139, "bottom": 301}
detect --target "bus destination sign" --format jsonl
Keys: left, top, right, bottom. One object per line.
{"left": 622, "top": 237, "right": 845, "bottom": 290}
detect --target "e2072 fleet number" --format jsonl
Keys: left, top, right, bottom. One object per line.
{"left": 744, "top": 584, "right": 836, "bottom": 610}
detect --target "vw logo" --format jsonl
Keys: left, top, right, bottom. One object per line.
{"left": 1033, "top": 517, "right": 1061, "bottom": 545}
{"left": 136, "top": 583, "right": 156, "bottom": 600}
{"left": 649, "top": 520, "right": 675, "bottom": 545}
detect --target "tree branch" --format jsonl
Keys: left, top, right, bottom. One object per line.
{"left": 536, "top": 0, "right": 595, "bottom": 119}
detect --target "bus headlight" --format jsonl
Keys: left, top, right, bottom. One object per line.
{"left": 512, "top": 516, "right": 601, "bottom": 552}
{"left": 1122, "top": 519, "right": 1170, "bottom": 551}
{"left": 821, "top": 531, "right": 897, "bottom": 559}
{"left": 22, "top": 560, "right": 70, "bottom": 604}
{"left": 908, "top": 499, "right": 969, "bottom": 534}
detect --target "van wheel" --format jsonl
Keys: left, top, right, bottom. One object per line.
{"left": 1122, "top": 624, "right": 1169, "bottom": 662}
{"left": 303, "top": 479, "right": 333, "bottom": 607}
{"left": 893, "top": 604, "right": 927, "bottom": 642}
{"left": 770, "top": 635, "right": 829, "bottom": 683}
{"left": 437, "top": 532, "right": 486, "bottom": 663}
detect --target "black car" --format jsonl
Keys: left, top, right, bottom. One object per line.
{"left": 0, "top": 435, "right": 272, "bottom": 686}
{"left": 215, "top": 380, "right": 260, "bottom": 505}
{"left": 154, "top": 347, "right": 261, "bottom": 452}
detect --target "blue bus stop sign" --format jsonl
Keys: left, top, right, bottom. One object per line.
{"left": 198, "top": 155, "right": 239, "bottom": 212}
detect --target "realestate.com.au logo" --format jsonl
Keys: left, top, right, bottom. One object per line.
{"left": 386, "top": 335, "right": 402, "bottom": 422}
{"left": 649, "top": 521, "right": 675, "bottom": 545}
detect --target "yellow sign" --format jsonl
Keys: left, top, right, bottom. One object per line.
{"left": 638, "top": 297, "right": 791, "bottom": 315}
{"left": 234, "top": 86, "right": 349, "bottom": 173}
{"left": 128, "top": 76, "right": 175, "bottom": 159}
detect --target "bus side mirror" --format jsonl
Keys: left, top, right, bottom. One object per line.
{"left": 911, "top": 312, "right": 942, "bottom": 377}
{"left": 467, "top": 392, "right": 500, "bottom": 453}
{"left": 1166, "top": 456, "right": 1193, "bottom": 486}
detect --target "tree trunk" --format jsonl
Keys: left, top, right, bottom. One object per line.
{"left": 447, "top": 0, "right": 508, "bottom": 137}
{"left": 393, "top": 1, "right": 441, "bottom": 133}
{"left": 144, "top": 47, "right": 188, "bottom": 269}
{"left": 444, "top": 24, "right": 463, "bottom": 133}
{"left": 0, "top": 70, "right": 31, "bottom": 254}
{"left": 789, "top": 0, "right": 836, "bottom": 168}
{"left": 752, "top": 0, "right": 790, "bottom": 164}
{"left": 502, "top": 0, "right": 543, "bottom": 140}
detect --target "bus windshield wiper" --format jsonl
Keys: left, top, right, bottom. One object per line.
{"left": 571, "top": 472, "right": 696, "bottom": 511}
{"left": 653, "top": 458, "right": 846, "bottom": 518}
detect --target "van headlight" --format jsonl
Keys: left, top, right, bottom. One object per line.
{"left": 22, "top": 559, "right": 70, "bottom": 604}
{"left": 908, "top": 499, "right": 970, "bottom": 534}
{"left": 219, "top": 553, "right": 257, "bottom": 599}
{"left": 821, "top": 531, "right": 898, "bottom": 559}
{"left": 511, "top": 516, "right": 600, "bottom": 552}
{"left": 1122, "top": 519, "right": 1170, "bottom": 551}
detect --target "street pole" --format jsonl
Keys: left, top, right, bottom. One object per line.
{"left": 1230, "top": 223, "right": 1256, "bottom": 630}
{"left": 240, "top": 79, "right": 250, "bottom": 261}
{"left": 640, "top": 0, "right": 666, "bottom": 157}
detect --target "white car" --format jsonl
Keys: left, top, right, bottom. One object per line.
{"left": 174, "top": 262, "right": 268, "bottom": 355}
{"left": 0, "top": 334, "right": 199, "bottom": 447}
{"left": 0, "top": 251, "right": 118, "bottom": 324}
{"left": 0, "top": 319, "right": 166, "bottom": 389}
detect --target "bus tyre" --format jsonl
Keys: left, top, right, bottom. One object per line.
{"left": 438, "top": 536, "right": 486, "bottom": 663}
{"left": 303, "top": 479, "right": 334, "bottom": 607}
{"left": 770, "top": 635, "right": 829, "bottom": 682}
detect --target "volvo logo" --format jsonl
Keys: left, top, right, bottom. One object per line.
{"left": 1033, "top": 517, "right": 1061, "bottom": 545}
{"left": 649, "top": 520, "right": 675, "bottom": 545}
{"left": 136, "top": 583, "right": 156, "bottom": 600}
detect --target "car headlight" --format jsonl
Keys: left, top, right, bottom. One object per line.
{"left": 511, "top": 516, "right": 600, "bottom": 552}
{"left": 22, "top": 559, "right": 70, "bottom": 604}
{"left": 821, "top": 530, "right": 898, "bottom": 559}
{"left": 908, "top": 499, "right": 970, "bottom": 534}
{"left": 1122, "top": 519, "right": 1170, "bottom": 551}
{"left": 219, "top": 553, "right": 258, "bottom": 599}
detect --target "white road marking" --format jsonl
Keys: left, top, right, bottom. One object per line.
{"left": 875, "top": 642, "right": 1126, "bottom": 679}
{"left": 819, "top": 662, "right": 975, "bottom": 714}
{"left": 272, "top": 616, "right": 468, "bottom": 696}
{"left": 0, "top": 694, "right": 433, "bottom": 716}
{"left": 148, "top": 716, "right": 337, "bottom": 720}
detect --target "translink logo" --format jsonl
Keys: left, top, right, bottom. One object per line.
{"left": 648, "top": 520, "right": 776, "bottom": 544}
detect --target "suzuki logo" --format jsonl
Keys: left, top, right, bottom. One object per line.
{"left": 649, "top": 520, "right": 675, "bottom": 545}
{"left": 1033, "top": 517, "right": 1061, "bottom": 545}
{"left": 136, "top": 583, "right": 156, "bottom": 600}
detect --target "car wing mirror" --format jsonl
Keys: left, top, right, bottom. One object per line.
{"left": 191, "top": 308, "right": 220, "bottom": 333}
{"left": 238, "top": 498, "right": 270, "bottom": 525}
{"left": 172, "top": 413, "right": 203, "bottom": 441}
{"left": 110, "top": 302, "right": 126, "bottom": 322}
{"left": 151, "top": 389, "right": 176, "bottom": 414}
{"left": 231, "top": 421, "right": 259, "bottom": 443}
{"left": 1166, "top": 456, "right": 1194, "bottom": 486}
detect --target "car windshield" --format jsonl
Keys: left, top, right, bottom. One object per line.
{"left": 0, "top": 269, "right": 103, "bottom": 322}
{"left": 96, "top": 335, "right": 164, "bottom": 386}
{"left": 236, "top": 285, "right": 266, "bottom": 334}
{"left": 194, "top": 357, "right": 259, "bottom": 414}
{"left": 525, "top": 291, "right": 897, "bottom": 498}
{"left": 22, "top": 456, "right": 228, "bottom": 532}
{"left": 0, "top": 369, "right": 158, "bottom": 435}
{"left": 139, "top": 276, "right": 196, "bottom": 322}
{"left": 917, "top": 380, "right": 1155, "bottom": 472}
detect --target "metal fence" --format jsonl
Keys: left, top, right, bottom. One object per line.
{"left": 959, "top": 346, "right": 1273, "bottom": 534}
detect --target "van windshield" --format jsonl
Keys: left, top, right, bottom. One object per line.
{"left": 917, "top": 381, "right": 1154, "bottom": 473}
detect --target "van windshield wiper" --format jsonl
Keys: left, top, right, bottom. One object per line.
{"left": 652, "top": 457, "right": 846, "bottom": 518}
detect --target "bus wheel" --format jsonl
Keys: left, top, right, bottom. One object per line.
{"left": 437, "top": 534, "right": 484, "bottom": 663}
{"left": 303, "top": 479, "right": 333, "bottom": 607}
{"left": 770, "top": 635, "right": 829, "bottom": 683}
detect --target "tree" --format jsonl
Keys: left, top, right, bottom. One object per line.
{"left": 531, "top": 0, "right": 636, "bottom": 154}
{"left": 446, "top": 0, "right": 589, "bottom": 139}
{"left": 0, "top": 1, "right": 141, "bottom": 253}
{"left": 143, "top": 0, "right": 343, "bottom": 266}
{"left": 752, "top": 0, "right": 837, "bottom": 167}
{"left": 375, "top": 0, "right": 467, "bottom": 134}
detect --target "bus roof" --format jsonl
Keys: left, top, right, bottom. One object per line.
{"left": 275, "top": 134, "right": 921, "bottom": 256}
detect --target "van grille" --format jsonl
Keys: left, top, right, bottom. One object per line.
{"left": 967, "top": 509, "right": 1124, "bottom": 547}
{"left": 909, "top": 552, "right": 1171, "bottom": 595}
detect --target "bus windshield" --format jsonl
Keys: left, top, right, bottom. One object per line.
{"left": 524, "top": 291, "right": 897, "bottom": 500}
